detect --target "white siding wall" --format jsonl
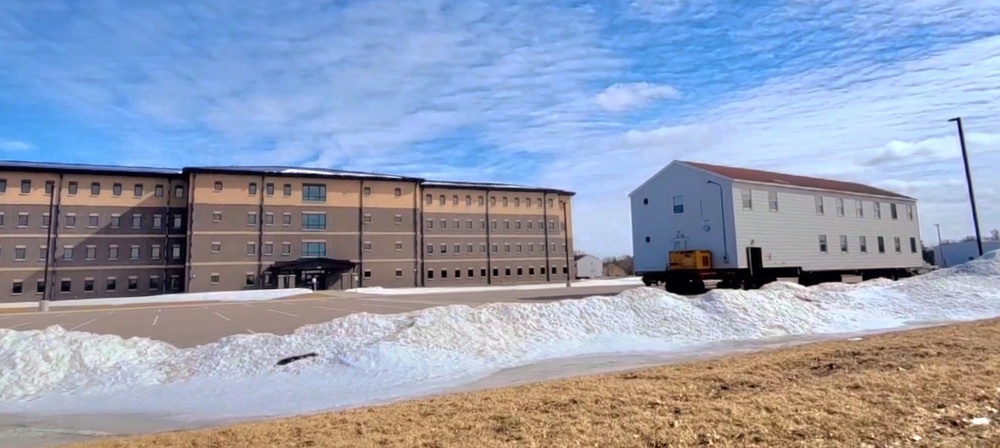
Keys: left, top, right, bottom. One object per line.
{"left": 575, "top": 255, "right": 603, "bottom": 279}
{"left": 731, "top": 181, "right": 924, "bottom": 271}
{"left": 630, "top": 163, "right": 739, "bottom": 273}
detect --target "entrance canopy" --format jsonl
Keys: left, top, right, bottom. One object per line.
{"left": 264, "top": 257, "right": 357, "bottom": 275}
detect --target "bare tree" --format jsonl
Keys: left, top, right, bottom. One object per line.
{"left": 990, "top": 229, "right": 1000, "bottom": 242}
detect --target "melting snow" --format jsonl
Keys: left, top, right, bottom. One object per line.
{"left": 0, "top": 250, "right": 997, "bottom": 422}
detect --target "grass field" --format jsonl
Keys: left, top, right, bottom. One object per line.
{"left": 68, "top": 319, "right": 1000, "bottom": 448}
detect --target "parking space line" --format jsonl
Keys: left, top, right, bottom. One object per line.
{"left": 8, "top": 322, "right": 30, "bottom": 329}
{"left": 266, "top": 309, "right": 298, "bottom": 317}
{"left": 213, "top": 311, "right": 231, "bottom": 322}
{"left": 69, "top": 319, "right": 97, "bottom": 331}
{"left": 106, "top": 311, "right": 115, "bottom": 315}
{"left": 0, "top": 316, "right": 10, "bottom": 321}
{"left": 355, "top": 301, "right": 418, "bottom": 311}
{"left": 247, "top": 329, "right": 256, "bottom": 334}
{"left": 152, "top": 315, "right": 159, "bottom": 326}
{"left": 315, "top": 305, "right": 357, "bottom": 313}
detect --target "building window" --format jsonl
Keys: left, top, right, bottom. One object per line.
{"left": 248, "top": 182, "right": 257, "bottom": 195}
{"left": 494, "top": 268, "right": 500, "bottom": 277}
{"left": 134, "top": 183, "right": 144, "bottom": 197}
{"left": 173, "top": 214, "right": 183, "bottom": 229}
{"left": 396, "top": 269, "right": 403, "bottom": 278}
{"left": 88, "top": 182, "right": 100, "bottom": 195}
{"left": 60, "top": 279, "right": 71, "bottom": 293}
{"left": 363, "top": 214, "right": 372, "bottom": 224}
{"left": 155, "top": 184, "right": 164, "bottom": 197}
{"left": 246, "top": 242, "right": 256, "bottom": 255}
{"left": 153, "top": 214, "right": 163, "bottom": 229}
{"left": 62, "top": 246, "right": 73, "bottom": 260}
{"left": 65, "top": 214, "right": 76, "bottom": 228}
{"left": 441, "top": 269, "right": 448, "bottom": 279}
{"left": 109, "top": 245, "right": 119, "bottom": 259}
{"left": 86, "top": 246, "right": 97, "bottom": 259}
{"left": 265, "top": 213, "right": 274, "bottom": 226}
{"left": 210, "top": 274, "right": 220, "bottom": 284}
{"left": 132, "top": 213, "right": 142, "bottom": 229}
{"left": 490, "top": 197, "right": 497, "bottom": 207}
{"left": 42, "top": 213, "right": 50, "bottom": 228}
{"left": 815, "top": 196, "right": 824, "bottom": 215}
{"left": 877, "top": 236, "right": 885, "bottom": 253}
{"left": 836, "top": 198, "right": 844, "bottom": 216}
{"left": 301, "top": 242, "right": 326, "bottom": 257}
{"left": 106, "top": 278, "right": 117, "bottom": 292}
{"left": 856, "top": 200, "right": 864, "bottom": 218}
{"left": 282, "top": 242, "right": 291, "bottom": 255}
{"left": 283, "top": 184, "right": 292, "bottom": 196}
{"left": 45, "top": 180, "right": 55, "bottom": 195}
{"left": 504, "top": 243, "right": 510, "bottom": 253}
{"left": 440, "top": 243, "right": 448, "bottom": 253}
{"left": 0, "top": 178, "right": 5, "bottom": 193}
{"left": 363, "top": 186, "right": 372, "bottom": 196}
{"left": 394, "top": 187, "right": 402, "bottom": 197}
{"left": 504, "top": 267, "right": 511, "bottom": 276}
{"left": 246, "top": 273, "right": 256, "bottom": 286}
{"left": 213, "top": 181, "right": 223, "bottom": 191}
{"left": 36, "top": 279, "right": 45, "bottom": 294}
{"left": 11, "top": 280, "right": 22, "bottom": 295}
{"left": 514, "top": 197, "right": 520, "bottom": 207}
{"left": 17, "top": 213, "right": 28, "bottom": 227}
{"left": 130, "top": 245, "right": 141, "bottom": 259}
{"left": 150, "top": 276, "right": 161, "bottom": 291}
{"left": 874, "top": 202, "right": 882, "bottom": 219}
{"left": 465, "top": 195, "right": 472, "bottom": 206}
{"left": 395, "top": 241, "right": 403, "bottom": 251}
{"left": 84, "top": 279, "right": 94, "bottom": 292}
{"left": 439, "top": 194, "right": 446, "bottom": 205}
{"left": 426, "top": 244, "right": 434, "bottom": 254}
{"left": 283, "top": 213, "right": 292, "bottom": 226}
{"left": 20, "top": 179, "right": 31, "bottom": 194}
{"left": 467, "top": 243, "right": 474, "bottom": 253}
{"left": 502, "top": 197, "right": 508, "bottom": 207}
{"left": 67, "top": 181, "right": 78, "bottom": 195}
{"left": 427, "top": 269, "right": 434, "bottom": 279}
{"left": 394, "top": 214, "right": 403, "bottom": 225}
{"left": 906, "top": 204, "right": 913, "bottom": 221}
{"left": 364, "top": 270, "right": 372, "bottom": 279}
{"left": 893, "top": 237, "right": 901, "bottom": 253}
{"left": 454, "top": 243, "right": 461, "bottom": 253}
{"left": 112, "top": 183, "right": 122, "bottom": 196}
{"left": 211, "top": 242, "right": 221, "bottom": 253}
{"left": 171, "top": 244, "right": 181, "bottom": 259}
{"left": 890, "top": 203, "right": 898, "bottom": 220}
{"left": 818, "top": 235, "right": 827, "bottom": 253}
{"left": 910, "top": 237, "right": 917, "bottom": 253}
{"left": 481, "top": 268, "right": 487, "bottom": 277}
{"left": 169, "top": 275, "right": 181, "bottom": 290}
{"left": 88, "top": 214, "right": 99, "bottom": 228}
{"left": 174, "top": 185, "right": 185, "bottom": 198}
{"left": 440, "top": 219, "right": 447, "bottom": 229}
{"left": 672, "top": 195, "right": 684, "bottom": 214}
{"left": 302, "top": 184, "right": 326, "bottom": 202}
{"left": 741, "top": 189, "right": 752, "bottom": 210}
{"left": 767, "top": 191, "right": 778, "bottom": 211}
{"left": 840, "top": 235, "right": 848, "bottom": 253}
{"left": 363, "top": 241, "right": 372, "bottom": 252}
{"left": 452, "top": 195, "right": 459, "bottom": 205}
{"left": 110, "top": 214, "right": 120, "bottom": 228}
{"left": 247, "top": 212, "right": 257, "bottom": 226}
{"left": 302, "top": 213, "right": 326, "bottom": 230}
{"left": 151, "top": 245, "right": 161, "bottom": 259}
{"left": 266, "top": 183, "right": 275, "bottom": 196}
{"left": 425, "top": 194, "right": 432, "bottom": 204}
{"left": 859, "top": 236, "right": 867, "bottom": 253}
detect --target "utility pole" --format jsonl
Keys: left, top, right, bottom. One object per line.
{"left": 948, "top": 117, "right": 984, "bottom": 257}
{"left": 934, "top": 224, "right": 947, "bottom": 267}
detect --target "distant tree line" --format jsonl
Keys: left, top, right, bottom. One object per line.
{"left": 940, "top": 228, "right": 1000, "bottom": 244}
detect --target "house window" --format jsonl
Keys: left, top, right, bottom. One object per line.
{"left": 768, "top": 191, "right": 778, "bottom": 211}
{"left": 171, "top": 244, "right": 181, "bottom": 259}
{"left": 108, "top": 245, "right": 119, "bottom": 259}
{"left": 247, "top": 212, "right": 257, "bottom": 225}
{"left": 910, "top": 237, "right": 918, "bottom": 253}
{"left": 741, "top": 189, "right": 752, "bottom": 210}
{"left": 395, "top": 241, "right": 403, "bottom": 251}
{"left": 130, "top": 245, "right": 141, "bottom": 259}
{"left": 672, "top": 195, "right": 684, "bottom": 214}
{"left": 818, "top": 235, "right": 828, "bottom": 253}
{"left": 86, "top": 246, "right": 97, "bottom": 259}
{"left": 283, "top": 184, "right": 292, "bottom": 196}
{"left": 890, "top": 203, "right": 898, "bottom": 220}
{"left": 265, "top": 213, "right": 274, "bottom": 226}
{"left": 301, "top": 242, "right": 326, "bottom": 257}
{"left": 106, "top": 278, "right": 117, "bottom": 292}
{"left": 855, "top": 200, "right": 864, "bottom": 218}
{"left": 45, "top": 180, "right": 55, "bottom": 195}
{"left": 88, "top": 214, "right": 99, "bottom": 228}
{"left": 877, "top": 236, "right": 885, "bottom": 253}
{"left": 439, "top": 194, "right": 445, "bottom": 205}
{"left": 479, "top": 196, "right": 485, "bottom": 206}
{"left": 490, "top": 197, "right": 497, "bottom": 207}
{"left": 134, "top": 183, "right": 144, "bottom": 197}
{"left": 212, "top": 211, "right": 222, "bottom": 223}
{"left": 514, "top": 197, "right": 520, "bottom": 207}
{"left": 283, "top": 213, "right": 292, "bottom": 226}
{"left": 42, "top": 213, "right": 50, "bottom": 228}
{"left": 84, "top": 279, "right": 94, "bottom": 292}
{"left": 174, "top": 185, "right": 185, "bottom": 197}
{"left": 395, "top": 214, "right": 403, "bottom": 224}
{"left": 110, "top": 214, "right": 120, "bottom": 228}
{"left": 246, "top": 242, "right": 256, "bottom": 255}
{"left": 840, "top": 235, "right": 848, "bottom": 253}
{"left": 132, "top": 213, "right": 142, "bottom": 228}
{"left": 465, "top": 195, "right": 472, "bottom": 205}
{"left": 363, "top": 186, "right": 371, "bottom": 196}
{"left": 454, "top": 243, "right": 461, "bottom": 253}
{"left": 63, "top": 246, "right": 73, "bottom": 260}
{"left": 65, "top": 214, "right": 76, "bottom": 228}
{"left": 266, "top": 183, "right": 275, "bottom": 196}
{"left": 363, "top": 241, "right": 372, "bottom": 252}
{"left": 395, "top": 269, "right": 403, "bottom": 278}
{"left": 0, "top": 178, "right": 5, "bottom": 193}
{"left": 210, "top": 274, "right": 220, "bottom": 284}
{"left": 426, "top": 244, "right": 434, "bottom": 254}
{"left": 836, "top": 198, "right": 844, "bottom": 216}
{"left": 859, "top": 236, "right": 868, "bottom": 253}
{"left": 874, "top": 202, "right": 882, "bottom": 219}
{"left": 893, "top": 237, "right": 901, "bottom": 253}
{"left": 151, "top": 245, "right": 161, "bottom": 259}
{"left": 155, "top": 184, "right": 164, "bottom": 197}
{"left": 282, "top": 242, "right": 291, "bottom": 255}
{"left": 246, "top": 273, "right": 256, "bottom": 286}
{"left": 264, "top": 243, "right": 273, "bottom": 255}
{"left": 440, "top": 269, "right": 448, "bottom": 279}
{"left": 906, "top": 204, "right": 913, "bottom": 221}
{"left": 302, "top": 184, "right": 326, "bottom": 202}
{"left": 20, "top": 179, "right": 31, "bottom": 194}
{"left": 211, "top": 242, "right": 221, "bottom": 253}
{"left": 113, "top": 183, "right": 122, "bottom": 196}
{"left": 91, "top": 182, "right": 101, "bottom": 195}
{"left": 153, "top": 214, "right": 162, "bottom": 229}
{"left": 394, "top": 187, "right": 402, "bottom": 197}
{"left": 68, "top": 181, "right": 78, "bottom": 195}
{"left": 248, "top": 182, "right": 257, "bottom": 195}
{"left": 502, "top": 197, "right": 508, "bottom": 207}
{"left": 427, "top": 269, "right": 434, "bottom": 279}
{"left": 17, "top": 213, "right": 28, "bottom": 227}
{"left": 60, "top": 279, "right": 72, "bottom": 293}
{"left": 150, "top": 276, "right": 161, "bottom": 290}
{"left": 441, "top": 243, "right": 448, "bottom": 253}
{"left": 425, "top": 194, "right": 433, "bottom": 204}
{"left": 302, "top": 213, "right": 326, "bottom": 230}
{"left": 213, "top": 181, "right": 223, "bottom": 191}
{"left": 815, "top": 196, "right": 824, "bottom": 215}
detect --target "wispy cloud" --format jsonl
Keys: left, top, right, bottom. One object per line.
{"left": 0, "top": 0, "right": 998, "bottom": 256}
{"left": 0, "top": 139, "right": 34, "bottom": 152}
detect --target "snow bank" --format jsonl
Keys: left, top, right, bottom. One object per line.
{"left": 347, "top": 277, "right": 644, "bottom": 295}
{"left": 0, "top": 252, "right": 997, "bottom": 419}
{"left": 0, "top": 289, "right": 313, "bottom": 309}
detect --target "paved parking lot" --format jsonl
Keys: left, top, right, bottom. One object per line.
{"left": 0, "top": 284, "right": 639, "bottom": 347}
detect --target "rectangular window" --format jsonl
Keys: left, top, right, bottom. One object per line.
{"left": 246, "top": 273, "right": 256, "bottom": 286}
{"left": 282, "top": 242, "right": 291, "bottom": 255}
{"left": 741, "top": 189, "right": 752, "bottom": 210}
{"left": 282, "top": 213, "right": 292, "bottom": 226}
{"left": 859, "top": 236, "right": 868, "bottom": 253}
{"left": 855, "top": 200, "right": 864, "bottom": 218}
{"left": 672, "top": 195, "right": 684, "bottom": 214}
{"left": 302, "top": 184, "right": 326, "bottom": 202}
{"left": 877, "top": 236, "right": 885, "bottom": 253}
{"left": 266, "top": 183, "right": 275, "bottom": 196}
{"left": 151, "top": 245, "right": 161, "bottom": 259}
{"left": 214, "top": 181, "right": 223, "bottom": 191}
{"left": 0, "top": 178, "right": 5, "bottom": 193}
{"left": 171, "top": 244, "right": 181, "bottom": 259}
{"left": 62, "top": 246, "right": 73, "bottom": 260}
{"left": 427, "top": 269, "right": 434, "bottom": 279}
{"left": 467, "top": 243, "right": 474, "bottom": 253}
{"left": 818, "top": 235, "right": 828, "bottom": 253}
{"left": 425, "top": 219, "right": 434, "bottom": 229}
{"left": 453, "top": 195, "right": 459, "bottom": 205}
{"left": 109, "top": 245, "right": 119, "bottom": 259}
{"left": 425, "top": 194, "right": 432, "bottom": 204}
{"left": 61, "top": 279, "right": 71, "bottom": 293}
{"left": 169, "top": 276, "right": 181, "bottom": 290}
{"left": 90, "top": 182, "right": 101, "bottom": 195}
{"left": 173, "top": 214, "right": 183, "bottom": 229}
{"left": 246, "top": 242, "right": 256, "bottom": 255}
{"left": 17, "top": 213, "right": 28, "bottom": 227}
{"left": 265, "top": 213, "right": 274, "bottom": 226}
{"left": 840, "top": 235, "right": 848, "bottom": 253}
{"left": 363, "top": 186, "right": 371, "bottom": 196}
{"left": 212, "top": 211, "right": 222, "bottom": 223}
{"left": 263, "top": 242, "right": 273, "bottom": 255}
{"left": 874, "top": 202, "right": 882, "bottom": 219}
{"left": 910, "top": 237, "right": 917, "bottom": 253}
{"left": 211, "top": 242, "right": 221, "bottom": 253}
{"left": 134, "top": 183, "right": 143, "bottom": 197}
{"left": 45, "top": 180, "right": 55, "bottom": 195}
{"left": 283, "top": 184, "right": 292, "bottom": 196}
{"left": 454, "top": 243, "right": 461, "bottom": 253}
{"left": 11, "top": 281, "right": 22, "bottom": 295}
{"left": 155, "top": 184, "right": 164, "bottom": 197}
{"left": 110, "top": 214, "right": 120, "bottom": 228}
{"left": 890, "top": 203, "right": 898, "bottom": 220}
{"left": 68, "top": 181, "right": 78, "bottom": 195}
{"left": 394, "top": 187, "right": 402, "bottom": 197}
{"left": 906, "top": 204, "right": 913, "bottom": 221}
{"left": 440, "top": 243, "right": 447, "bottom": 253}
{"left": 767, "top": 191, "right": 778, "bottom": 211}
{"left": 88, "top": 214, "right": 99, "bottom": 228}
{"left": 149, "top": 276, "right": 161, "bottom": 291}
{"left": 84, "top": 279, "right": 94, "bottom": 292}
{"left": 174, "top": 185, "right": 184, "bottom": 198}
{"left": 106, "top": 278, "right": 116, "bottom": 292}
{"left": 86, "top": 246, "right": 96, "bottom": 259}
{"left": 894, "top": 237, "right": 901, "bottom": 253}
{"left": 815, "top": 196, "right": 824, "bottom": 215}
{"left": 112, "top": 183, "right": 122, "bottom": 196}
{"left": 426, "top": 243, "right": 434, "bottom": 254}
{"left": 153, "top": 214, "right": 163, "bottom": 229}
{"left": 36, "top": 279, "right": 45, "bottom": 294}
{"left": 395, "top": 241, "right": 403, "bottom": 251}
{"left": 248, "top": 182, "right": 257, "bottom": 195}
{"left": 363, "top": 241, "right": 372, "bottom": 252}
{"left": 210, "top": 274, "right": 220, "bottom": 284}
{"left": 836, "top": 198, "right": 844, "bottom": 216}
{"left": 247, "top": 212, "right": 257, "bottom": 226}
{"left": 131, "top": 213, "right": 142, "bottom": 229}
{"left": 20, "top": 179, "right": 31, "bottom": 194}
{"left": 502, "top": 197, "right": 508, "bottom": 207}
{"left": 65, "top": 214, "right": 76, "bottom": 228}
{"left": 301, "top": 242, "right": 326, "bottom": 257}
{"left": 130, "top": 245, "right": 140, "bottom": 259}
{"left": 396, "top": 269, "right": 404, "bottom": 278}
{"left": 395, "top": 214, "right": 403, "bottom": 225}
{"left": 42, "top": 213, "right": 50, "bottom": 228}
{"left": 302, "top": 213, "right": 327, "bottom": 230}
{"left": 363, "top": 214, "right": 372, "bottom": 224}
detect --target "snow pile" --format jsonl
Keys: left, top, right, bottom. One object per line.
{"left": 0, "top": 251, "right": 998, "bottom": 417}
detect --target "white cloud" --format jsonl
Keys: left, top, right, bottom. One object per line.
{"left": 595, "top": 82, "right": 681, "bottom": 112}
{"left": 0, "top": 140, "right": 34, "bottom": 152}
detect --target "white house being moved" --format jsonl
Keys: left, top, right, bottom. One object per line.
{"left": 629, "top": 160, "right": 924, "bottom": 291}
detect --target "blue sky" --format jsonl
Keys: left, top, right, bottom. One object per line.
{"left": 1, "top": 0, "right": 998, "bottom": 257}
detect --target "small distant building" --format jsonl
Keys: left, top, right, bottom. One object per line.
{"left": 575, "top": 254, "right": 602, "bottom": 279}
{"left": 932, "top": 240, "right": 1000, "bottom": 268}
{"left": 604, "top": 262, "right": 627, "bottom": 277}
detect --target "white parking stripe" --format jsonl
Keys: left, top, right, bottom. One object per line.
{"left": 266, "top": 309, "right": 298, "bottom": 317}
{"left": 356, "top": 301, "right": 418, "bottom": 311}
{"left": 0, "top": 316, "right": 10, "bottom": 321}
{"left": 106, "top": 311, "right": 115, "bottom": 315}
{"left": 315, "top": 305, "right": 356, "bottom": 313}
{"left": 9, "top": 322, "right": 30, "bottom": 329}
{"left": 213, "top": 311, "right": 231, "bottom": 322}
{"left": 152, "top": 315, "right": 159, "bottom": 326}
{"left": 69, "top": 319, "right": 97, "bottom": 331}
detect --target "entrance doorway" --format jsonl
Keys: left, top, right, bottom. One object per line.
{"left": 263, "top": 257, "right": 357, "bottom": 291}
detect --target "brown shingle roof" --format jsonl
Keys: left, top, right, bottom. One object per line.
{"left": 681, "top": 161, "right": 913, "bottom": 200}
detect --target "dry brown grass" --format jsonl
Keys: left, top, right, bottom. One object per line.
{"left": 68, "top": 319, "right": 1000, "bottom": 448}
